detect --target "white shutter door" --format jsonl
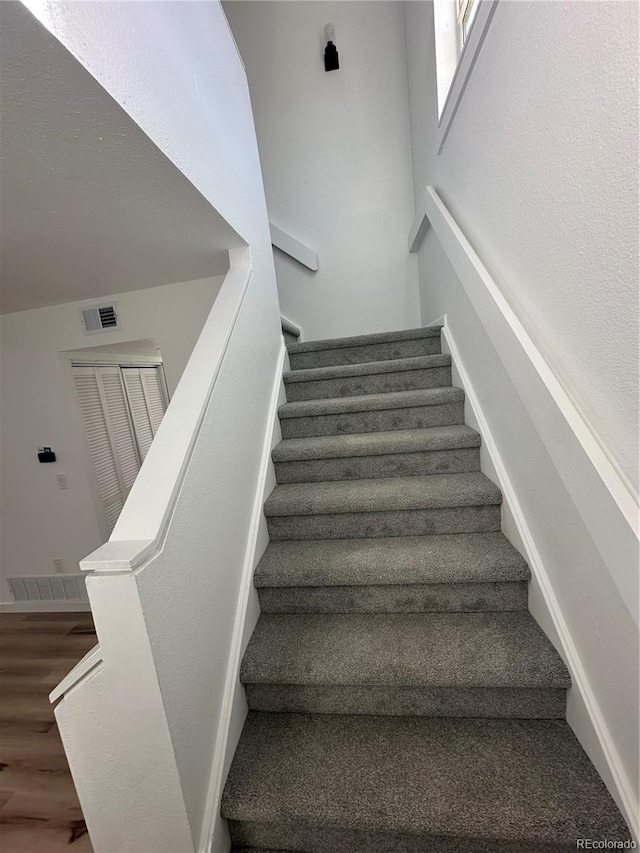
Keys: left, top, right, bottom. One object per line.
{"left": 140, "top": 367, "right": 167, "bottom": 435}
{"left": 122, "top": 368, "right": 155, "bottom": 461}
{"left": 73, "top": 367, "right": 125, "bottom": 532}
{"left": 97, "top": 366, "right": 141, "bottom": 492}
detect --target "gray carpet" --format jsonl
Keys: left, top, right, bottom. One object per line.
{"left": 264, "top": 472, "right": 502, "bottom": 516}
{"left": 223, "top": 714, "right": 629, "bottom": 848}
{"left": 254, "top": 533, "right": 529, "bottom": 587}
{"left": 284, "top": 353, "right": 451, "bottom": 384}
{"left": 272, "top": 425, "right": 481, "bottom": 462}
{"left": 283, "top": 355, "right": 452, "bottom": 401}
{"left": 240, "top": 612, "right": 569, "bottom": 688}
{"left": 222, "top": 325, "right": 629, "bottom": 851}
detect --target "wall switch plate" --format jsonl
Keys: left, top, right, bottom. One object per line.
{"left": 53, "top": 559, "right": 64, "bottom": 574}
{"left": 56, "top": 473, "right": 68, "bottom": 490}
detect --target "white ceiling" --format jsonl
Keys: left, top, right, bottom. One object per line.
{"left": 0, "top": 2, "right": 242, "bottom": 315}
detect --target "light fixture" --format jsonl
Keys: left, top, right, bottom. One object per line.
{"left": 324, "top": 23, "right": 339, "bottom": 72}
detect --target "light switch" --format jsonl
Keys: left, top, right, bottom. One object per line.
{"left": 56, "top": 473, "right": 68, "bottom": 490}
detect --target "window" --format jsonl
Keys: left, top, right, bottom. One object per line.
{"left": 457, "top": 0, "right": 480, "bottom": 47}
{"left": 73, "top": 364, "right": 168, "bottom": 532}
{"left": 433, "top": 0, "right": 498, "bottom": 152}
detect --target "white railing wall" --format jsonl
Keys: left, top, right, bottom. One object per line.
{"left": 51, "top": 251, "right": 287, "bottom": 852}
{"left": 410, "top": 186, "right": 639, "bottom": 838}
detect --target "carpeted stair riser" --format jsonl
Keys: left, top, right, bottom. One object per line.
{"left": 284, "top": 364, "right": 452, "bottom": 401}
{"left": 280, "top": 399, "right": 464, "bottom": 439}
{"left": 267, "top": 505, "right": 501, "bottom": 540}
{"left": 257, "top": 580, "right": 528, "bottom": 613}
{"left": 288, "top": 334, "right": 442, "bottom": 370}
{"left": 244, "top": 683, "right": 567, "bottom": 718}
{"left": 229, "top": 821, "right": 585, "bottom": 853}
{"left": 274, "top": 446, "right": 480, "bottom": 483}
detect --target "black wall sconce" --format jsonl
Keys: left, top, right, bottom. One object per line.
{"left": 324, "top": 24, "right": 339, "bottom": 72}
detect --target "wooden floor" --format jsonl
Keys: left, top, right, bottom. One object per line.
{"left": 0, "top": 611, "right": 96, "bottom": 852}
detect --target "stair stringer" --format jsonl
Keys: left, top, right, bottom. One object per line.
{"left": 440, "top": 317, "right": 638, "bottom": 841}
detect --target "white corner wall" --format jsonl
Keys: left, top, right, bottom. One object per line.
{"left": 224, "top": 0, "right": 420, "bottom": 341}
{"left": 404, "top": 0, "right": 639, "bottom": 492}
{"left": 0, "top": 276, "right": 223, "bottom": 601}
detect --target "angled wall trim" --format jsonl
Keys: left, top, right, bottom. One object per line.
{"left": 270, "top": 223, "right": 318, "bottom": 271}
{"left": 50, "top": 644, "right": 103, "bottom": 703}
{"left": 409, "top": 186, "right": 639, "bottom": 624}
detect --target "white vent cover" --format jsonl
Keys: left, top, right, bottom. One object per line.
{"left": 80, "top": 302, "right": 121, "bottom": 335}
{"left": 8, "top": 574, "right": 88, "bottom": 602}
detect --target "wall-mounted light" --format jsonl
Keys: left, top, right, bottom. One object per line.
{"left": 324, "top": 24, "right": 339, "bottom": 72}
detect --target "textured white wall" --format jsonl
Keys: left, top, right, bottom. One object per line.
{"left": 405, "top": 0, "right": 639, "bottom": 491}
{"left": 224, "top": 0, "right": 420, "bottom": 341}
{"left": 0, "top": 276, "right": 223, "bottom": 601}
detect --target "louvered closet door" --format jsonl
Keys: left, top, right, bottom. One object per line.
{"left": 73, "top": 366, "right": 141, "bottom": 533}
{"left": 121, "top": 367, "right": 168, "bottom": 461}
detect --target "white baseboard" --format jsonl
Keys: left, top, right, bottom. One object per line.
{"left": 200, "top": 340, "right": 287, "bottom": 853}
{"left": 0, "top": 600, "right": 91, "bottom": 613}
{"left": 442, "top": 321, "right": 638, "bottom": 841}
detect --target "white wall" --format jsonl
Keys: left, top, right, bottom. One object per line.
{"left": 0, "top": 276, "right": 223, "bottom": 601}
{"left": 404, "top": 0, "right": 639, "bottom": 492}
{"left": 22, "top": 1, "right": 283, "bottom": 849}
{"left": 404, "top": 1, "right": 638, "bottom": 828}
{"left": 224, "top": 0, "right": 420, "bottom": 341}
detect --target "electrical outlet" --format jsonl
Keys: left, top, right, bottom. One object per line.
{"left": 56, "top": 473, "right": 68, "bottom": 490}
{"left": 53, "top": 559, "right": 64, "bottom": 574}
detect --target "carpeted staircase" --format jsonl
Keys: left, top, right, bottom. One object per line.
{"left": 221, "top": 326, "right": 629, "bottom": 852}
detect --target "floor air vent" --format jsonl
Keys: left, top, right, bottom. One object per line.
{"left": 8, "top": 574, "right": 89, "bottom": 602}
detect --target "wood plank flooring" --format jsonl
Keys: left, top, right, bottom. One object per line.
{"left": 0, "top": 611, "right": 96, "bottom": 852}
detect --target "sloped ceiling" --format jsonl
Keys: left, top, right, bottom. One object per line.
{"left": 0, "top": 1, "right": 243, "bottom": 314}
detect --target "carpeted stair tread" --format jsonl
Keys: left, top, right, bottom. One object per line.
{"left": 254, "top": 532, "right": 529, "bottom": 588}
{"left": 222, "top": 713, "right": 628, "bottom": 845}
{"left": 287, "top": 326, "right": 441, "bottom": 355}
{"left": 273, "top": 425, "right": 480, "bottom": 463}
{"left": 279, "top": 386, "right": 463, "bottom": 419}
{"left": 264, "top": 472, "right": 501, "bottom": 517}
{"left": 283, "top": 353, "right": 451, "bottom": 384}
{"left": 240, "top": 612, "right": 569, "bottom": 689}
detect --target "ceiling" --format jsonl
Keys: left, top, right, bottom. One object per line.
{"left": 0, "top": 2, "right": 242, "bottom": 315}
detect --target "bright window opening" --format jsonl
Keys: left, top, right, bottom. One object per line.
{"left": 433, "top": 0, "right": 497, "bottom": 151}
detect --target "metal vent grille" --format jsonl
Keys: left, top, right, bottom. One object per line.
{"left": 98, "top": 305, "right": 118, "bottom": 328}
{"left": 8, "top": 574, "right": 88, "bottom": 602}
{"left": 80, "top": 302, "right": 121, "bottom": 335}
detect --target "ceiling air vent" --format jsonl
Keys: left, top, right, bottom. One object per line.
{"left": 80, "top": 302, "right": 121, "bottom": 335}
